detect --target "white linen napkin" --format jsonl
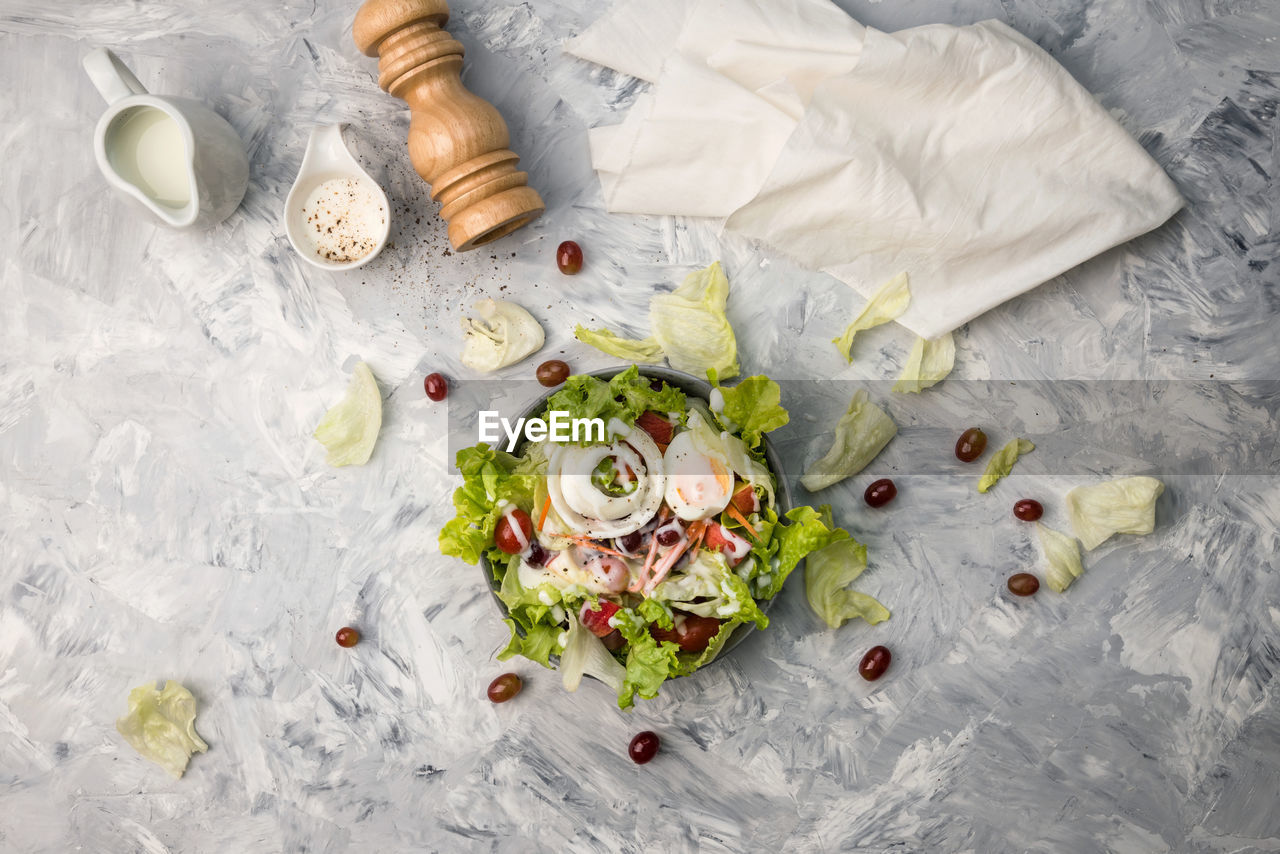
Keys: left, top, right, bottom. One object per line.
{"left": 565, "top": 0, "right": 1184, "bottom": 340}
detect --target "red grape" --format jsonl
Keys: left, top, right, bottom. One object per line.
{"left": 955, "top": 427, "right": 987, "bottom": 462}
{"left": 536, "top": 359, "right": 570, "bottom": 387}
{"left": 424, "top": 372, "right": 448, "bottom": 401}
{"left": 335, "top": 627, "right": 360, "bottom": 648}
{"left": 864, "top": 479, "right": 897, "bottom": 508}
{"left": 1013, "top": 499, "right": 1044, "bottom": 521}
{"left": 487, "top": 673, "right": 522, "bottom": 703}
{"left": 556, "top": 241, "right": 583, "bottom": 275}
{"left": 1007, "top": 573, "right": 1040, "bottom": 596}
{"left": 628, "top": 731, "right": 660, "bottom": 764}
{"left": 858, "top": 645, "right": 892, "bottom": 681}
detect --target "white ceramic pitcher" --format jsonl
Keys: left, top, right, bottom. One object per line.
{"left": 83, "top": 47, "right": 249, "bottom": 229}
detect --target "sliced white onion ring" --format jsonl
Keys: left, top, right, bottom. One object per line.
{"left": 547, "top": 428, "right": 666, "bottom": 538}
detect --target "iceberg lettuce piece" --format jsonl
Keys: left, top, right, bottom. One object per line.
{"left": 1037, "top": 523, "right": 1084, "bottom": 592}
{"left": 892, "top": 332, "right": 955, "bottom": 393}
{"left": 977, "top": 438, "right": 1035, "bottom": 493}
{"left": 1065, "top": 476, "right": 1165, "bottom": 550}
{"left": 800, "top": 390, "right": 897, "bottom": 492}
{"left": 313, "top": 361, "right": 382, "bottom": 467}
{"left": 574, "top": 262, "right": 739, "bottom": 380}
{"left": 560, "top": 613, "right": 627, "bottom": 695}
{"left": 652, "top": 551, "right": 767, "bottom": 627}
{"left": 116, "top": 680, "right": 209, "bottom": 779}
{"left": 573, "top": 326, "right": 664, "bottom": 363}
{"left": 833, "top": 272, "right": 911, "bottom": 362}
{"left": 805, "top": 529, "right": 890, "bottom": 628}
{"left": 649, "top": 261, "right": 739, "bottom": 380}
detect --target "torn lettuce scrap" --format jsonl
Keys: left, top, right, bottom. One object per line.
{"left": 978, "top": 438, "right": 1035, "bottom": 493}
{"left": 833, "top": 272, "right": 911, "bottom": 362}
{"left": 1065, "top": 476, "right": 1165, "bottom": 550}
{"left": 572, "top": 326, "right": 664, "bottom": 363}
{"left": 805, "top": 526, "right": 891, "bottom": 628}
{"left": 1038, "top": 523, "right": 1084, "bottom": 592}
{"left": 892, "top": 332, "right": 955, "bottom": 393}
{"left": 800, "top": 390, "right": 897, "bottom": 492}
{"left": 116, "top": 680, "right": 209, "bottom": 779}
{"left": 576, "top": 262, "right": 739, "bottom": 380}
{"left": 313, "top": 361, "right": 382, "bottom": 467}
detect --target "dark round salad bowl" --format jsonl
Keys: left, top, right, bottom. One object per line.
{"left": 478, "top": 364, "right": 795, "bottom": 670}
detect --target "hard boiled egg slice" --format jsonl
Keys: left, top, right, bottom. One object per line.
{"left": 663, "top": 430, "right": 734, "bottom": 520}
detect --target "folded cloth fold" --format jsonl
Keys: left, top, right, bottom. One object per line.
{"left": 565, "top": 0, "right": 1184, "bottom": 339}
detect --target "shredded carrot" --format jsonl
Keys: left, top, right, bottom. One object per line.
{"left": 643, "top": 520, "right": 706, "bottom": 595}
{"left": 629, "top": 532, "right": 661, "bottom": 593}
{"left": 536, "top": 498, "right": 551, "bottom": 532}
{"left": 685, "top": 521, "right": 708, "bottom": 562}
{"left": 724, "top": 504, "right": 758, "bottom": 538}
{"left": 565, "top": 536, "right": 630, "bottom": 558}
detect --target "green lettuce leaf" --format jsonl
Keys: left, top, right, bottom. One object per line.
{"left": 115, "top": 680, "right": 209, "bottom": 779}
{"left": 573, "top": 326, "right": 665, "bottom": 363}
{"left": 650, "top": 262, "right": 740, "bottom": 380}
{"left": 760, "top": 505, "right": 851, "bottom": 599}
{"left": 313, "top": 361, "right": 382, "bottom": 466}
{"left": 497, "top": 619, "right": 562, "bottom": 668}
{"left": 496, "top": 554, "right": 560, "bottom": 625}
{"left": 1065, "top": 476, "right": 1165, "bottom": 550}
{"left": 711, "top": 375, "right": 789, "bottom": 450}
{"left": 543, "top": 372, "right": 616, "bottom": 422}
{"left": 608, "top": 366, "right": 688, "bottom": 421}
{"left": 833, "top": 272, "right": 911, "bottom": 362}
{"left": 800, "top": 390, "right": 897, "bottom": 492}
{"left": 805, "top": 535, "right": 890, "bottom": 628}
{"left": 636, "top": 597, "right": 674, "bottom": 630}
{"left": 542, "top": 365, "right": 687, "bottom": 442}
{"left": 1037, "top": 523, "right": 1084, "bottom": 592}
{"left": 619, "top": 632, "right": 682, "bottom": 709}
{"left": 977, "top": 438, "right": 1035, "bottom": 493}
{"left": 438, "top": 444, "right": 537, "bottom": 565}
{"left": 892, "top": 332, "right": 955, "bottom": 394}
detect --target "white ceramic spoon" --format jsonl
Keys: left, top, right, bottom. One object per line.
{"left": 283, "top": 124, "right": 391, "bottom": 271}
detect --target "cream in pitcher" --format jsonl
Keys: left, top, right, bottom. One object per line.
{"left": 83, "top": 47, "right": 248, "bottom": 229}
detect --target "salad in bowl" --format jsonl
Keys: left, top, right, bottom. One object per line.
{"left": 440, "top": 366, "right": 849, "bottom": 707}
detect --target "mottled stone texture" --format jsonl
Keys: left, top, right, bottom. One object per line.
{"left": 1, "top": 0, "right": 1277, "bottom": 852}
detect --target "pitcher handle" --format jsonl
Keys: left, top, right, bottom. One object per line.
{"left": 83, "top": 47, "right": 148, "bottom": 105}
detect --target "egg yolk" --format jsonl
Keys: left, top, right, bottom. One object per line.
{"left": 673, "top": 459, "right": 733, "bottom": 505}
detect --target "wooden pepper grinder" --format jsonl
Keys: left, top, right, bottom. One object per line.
{"left": 353, "top": 0, "right": 545, "bottom": 251}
